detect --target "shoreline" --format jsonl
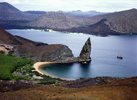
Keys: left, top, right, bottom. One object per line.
{"left": 33, "top": 62, "right": 137, "bottom": 81}
{"left": 33, "top": 62, "right": 74, "bottom": 81}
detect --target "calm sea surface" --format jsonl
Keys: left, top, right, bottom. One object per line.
{"left": 8, "top": 29, "right": 137, "bottom": 79}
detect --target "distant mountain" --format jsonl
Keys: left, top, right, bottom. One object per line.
{"left": 0, "top": 2, "right": 44, "bottom": 29}
{"left": 67, "top": 10, "right": 104, "bottom": 17}
{"left": 0, "top": 2, "right": 40, "bottom": 21}
{"left": 66, "top": 19, "right": 121, "bottom": 36}
{"left": 0, "top": 2, "right": 137, "bottom": 35}
{"left": 29, "top": 8, "right": 137, "bottom": 34}
{"left": 29, "top": 12, "right": 91, "bottom": 30}
{"left": 24, "top": 11, "right": 47, "bottom": 15}
{"left": 66, "top": 9, "right": 137, "bottom": 35}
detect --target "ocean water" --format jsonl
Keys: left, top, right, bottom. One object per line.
{"left": 8, "top": 29, "right": 137, "bottom": 79}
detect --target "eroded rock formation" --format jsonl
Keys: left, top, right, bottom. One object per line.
{"left": 78, "top": 38, "right": 91, "bottom": 63}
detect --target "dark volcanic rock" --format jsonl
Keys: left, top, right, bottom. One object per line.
{"left": 78, "top": 38, "right": 91, "bottom": 62}
{"left": 16, "top": 44, "right": 73, "bottom": 62}
{"left": 14, "top": 35, "right": 73, "bottom": 62}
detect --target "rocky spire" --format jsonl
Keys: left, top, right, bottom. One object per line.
{"left": 79, "top": 37, "right": 91, "bottom": 63}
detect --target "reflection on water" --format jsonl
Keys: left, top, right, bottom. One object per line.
{"left": 7, "top": 29, "right": 137, "bottom": 79}
{"left": 40, "top": 61, "right": 137, "bottom": 80}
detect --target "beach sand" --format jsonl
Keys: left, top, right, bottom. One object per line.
{"left": 33, "top": 62, "right": 73, "bottom": 80}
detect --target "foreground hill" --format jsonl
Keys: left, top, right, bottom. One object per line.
{"left": 0, "top": 77, "right": 137, "bottom": 100}
{"left": 67, "top": 9, "right": 137, "bottom": 35}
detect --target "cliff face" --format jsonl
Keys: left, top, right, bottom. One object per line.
{"left": 16, "top": 43, "right": 73, "bottom": 62}
{"left": 58, "top": 38, "right": 92, "bottom": 63}
{"left": 79, "top": 38, "right": 91, "bottom": 61}
{"left": 78, "top": 38, "right": 91, "bottom": 62}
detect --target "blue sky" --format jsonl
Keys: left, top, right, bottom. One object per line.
{"left": 1, "top": 0, "right": 137, "bottom": 12}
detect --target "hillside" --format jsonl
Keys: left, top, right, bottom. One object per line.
{"left": 90, "top": 8, "right": 137, "bottom": 34}
{"left": 0, "top": 29, "right": 20, "bottom": 44}
{"left": 0, "top": 2, "right": 44, "bottom": 29}
{"left": 0, "top": 2, "right": 137, "bottom": 35}
{"left": 67, "top": 9, "right": 137, "bottom": 35}
{"left": 0, "top": 2, "right": 38, "bottom": 21}
{"left": 29, "top": 11, "right": 91, "bottom": 30}
{"left": 0, "top": 77, "right": 137, "bottom": 100}
{"left": 66, "top": 19, "right": 121, "bottom": 35}
{"left": 29, "top": 8, "right": 137, "bottom": 34}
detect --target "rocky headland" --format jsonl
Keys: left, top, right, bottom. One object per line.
{"left": 0, "top": 29, "right": 91, "bottom": 63}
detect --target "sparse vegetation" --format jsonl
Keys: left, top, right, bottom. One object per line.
{"left": 0, "top": 54, "right": 33, "bottom": 80}
{"left": 0, "top": 54, "right": 62, "bottom": 85}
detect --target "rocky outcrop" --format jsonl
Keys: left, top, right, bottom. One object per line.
{"left": 78, "top": 38, "right": 91, "bottom": 63}
{"left": 0, "top": 29, "right": 91, "bottom": 63}
{"left": 0, "top": 29, "right": 74, "bottom": 62}
{"left": 14, "top": 35, "right": 73, "bottom": 62}
{"left": 16, "top": 43, "right": 73, "bottom": 62}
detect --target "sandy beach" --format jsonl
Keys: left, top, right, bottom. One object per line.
{"left": 33, "top": 62, "right": 73, "bottom": 80}
{"left": 33, "top": 62, "right": 56, "bottom": 77}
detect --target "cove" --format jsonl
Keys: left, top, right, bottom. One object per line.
{"left": 8, "top": 29, "right": 137, "bottom": 80}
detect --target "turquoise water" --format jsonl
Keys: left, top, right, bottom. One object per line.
{"left": 8, "top": 29, "right": 137, "bottom": 79}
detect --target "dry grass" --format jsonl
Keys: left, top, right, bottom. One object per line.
{"left": 1, "top": 77, "right": 137, "bottom": 100}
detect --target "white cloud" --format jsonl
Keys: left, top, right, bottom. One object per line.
{"left": 0, "top": 0, "right": 137, "bottom": 12}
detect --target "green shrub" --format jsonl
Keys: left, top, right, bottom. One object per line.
{"left": 0, "top": 54, "right": 34, "bottom": 80}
